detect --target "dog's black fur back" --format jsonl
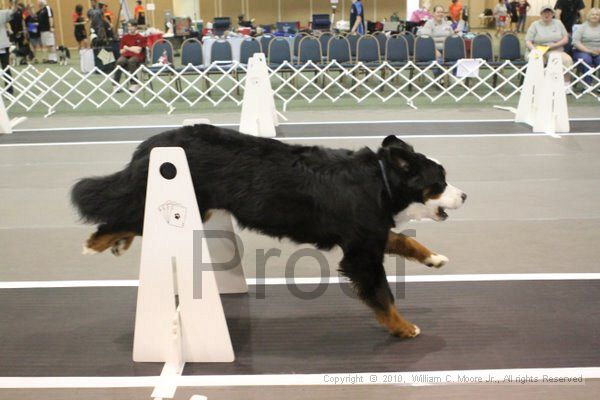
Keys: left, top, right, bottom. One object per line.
{"left": 72, "top": 124, "right": 414, "bottom": 251}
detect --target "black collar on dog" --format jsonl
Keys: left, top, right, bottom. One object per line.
{"left": 378, "top": 160, "right": 393, "bottom": 199}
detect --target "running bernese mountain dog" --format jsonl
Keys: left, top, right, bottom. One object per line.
{"left": 71, "top": 124, "right": 466, "bottom": 338}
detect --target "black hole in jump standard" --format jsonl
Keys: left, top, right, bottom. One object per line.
{"left": 160, "top": 163, "right": 177, "bottom": 180}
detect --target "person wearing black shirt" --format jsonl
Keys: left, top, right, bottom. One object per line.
{"left": 554, "top": 0, "right": 585, "bottom": 33}
{"left": 509, "top": 0, "right": 519, "bottom": 31}
{"left": 8, "top": 1, "right": 25, "bottom": 43}
{"left": 8, "top": 2, "right": 33, "bottom": 64}
{"left": 350, "top": 0, "right": 365, "bottom": 35}
{"left": 0, "top": 2, "right": 17, "bottom": 94}
{"left": 73, "top": 4, "right": 88, "bottom": 49}
{"left": 237, "top": 14, "right": 253, "bottom": 28}
{"left": 88, "top": 0, "right": 106, "bottom": 44}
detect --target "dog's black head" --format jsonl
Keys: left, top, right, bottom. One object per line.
{"left": 378, "top": 135, "right": 466, "bottom": 221}
{"left": 57, "top": 46, "right": 71, "bottom": 58}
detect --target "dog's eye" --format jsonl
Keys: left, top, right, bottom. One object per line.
{"left": 424, "top": 183, "right": 446, "bottom": 200}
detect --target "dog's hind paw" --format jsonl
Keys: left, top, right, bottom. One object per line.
{"left": 82, "top": 245, "right": 98, "bottom": 255}
{"left": 425, "top": 253, "right": 449, "bottom": 268}
{"left": 111, "top": 238, "right": 130, "bottom": 256}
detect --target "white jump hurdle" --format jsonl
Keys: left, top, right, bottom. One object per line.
{"left": 531, "top": 52, "right": 570, "bottom": 135}
{"left": 133, "top": 144, "right": 247, "bottom": 399}
{"left": 133, "top": 66, "right": 292, "bottom": 397}
{"left": 239, "top": 53, "right": 283, "bottom": 137}
{"left": 496, "top": 50, "right": 569, "bottom": 137}
{"left": 0, "top": 94, "right": 26, "bottom": 135}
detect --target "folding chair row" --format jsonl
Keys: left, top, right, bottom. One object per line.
{"left": 148, "top": 37, "right": 265, "bottom": 72}
{"left": 414, "top": 33, "right": 526, "bottom": 64}
{"left": 147, "top": 33, "right": 527, "bottom": 73}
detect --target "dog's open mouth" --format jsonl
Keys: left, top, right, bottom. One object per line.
{"left": 437, "top": 207, "right": 448, "bottom": 221}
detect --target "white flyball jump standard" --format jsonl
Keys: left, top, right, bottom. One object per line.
{"left": 514, "top": 49, "right": 545, "bottom": 126}
{"left": 133, "top": 147, "right": 246, "bottom": 399}
{"left": 497, "top": 50, "right": 569, "bottom": 137}
{"left": 0, "top": 95, "right": 26, "bottom": 134}
{"left": 531, "top": 52, "right": 569, "bottom": 135}
{"left": 239, "top": 53, "right": 282, "bottom": 137}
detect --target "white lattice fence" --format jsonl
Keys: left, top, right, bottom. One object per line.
{"left": 0, "top": 60, "right": 598, "bottom": 116}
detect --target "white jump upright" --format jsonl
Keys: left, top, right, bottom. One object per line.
{"left": 511, "top": 50, "right": 569, "bottom": 136}
{"left": 133, "top": 147, "right": 239, "bottom": 398}
{"left": 0, "top": 95, "right": 26, "bottom": 135}
{"left": 514, "top": 49, "right": 545, "bottom": 126}
{"left": 239, "top": 53, "right": 280, "bottom": 137}
{"left": 532, "top": 52, "right": 570, "bottom": 135}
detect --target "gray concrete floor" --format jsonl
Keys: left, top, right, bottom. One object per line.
{"left": 11, "top": 104, "right": 600, "bottom": 130}
{"left": 1, "top": 114, "right": 599, "bottom": 399}
{"left": 2, "top": 133, "right": 600, "bottom": 281}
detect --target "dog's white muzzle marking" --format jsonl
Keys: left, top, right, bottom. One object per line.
{"left": 394, "top": 183, "right": 467, "bottom": 226}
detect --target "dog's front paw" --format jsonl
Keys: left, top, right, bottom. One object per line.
{"left": 391, "top": 322, "right": 421, "bottom": 338}
{"left": 425, "top": 253, "right": 449, "bottom": 268}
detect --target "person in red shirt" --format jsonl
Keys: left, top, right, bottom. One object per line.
{"left": 72, "top": 4, "right": 88, "bottom": 49}
{"left": 448, "top": 0, "right": 463, "bottom": 22}
{"left": 113, "top": 20, "right": 146, "bottom": 93}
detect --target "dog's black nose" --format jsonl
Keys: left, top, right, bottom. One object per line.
{"left": 461, "top": 192, "right": 468, "bottom": 202}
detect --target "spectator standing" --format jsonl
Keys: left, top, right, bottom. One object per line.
{"left": 554, "top": 0, "right": 585, "bottom": 34}
{"left": 73, "top": 5, "right": 88, "bottom": 49}
{"left": 516, "top": 0, "right": 530, "bottom": 33}
{"left": 8, "top": 1, "right": 25, "bottom": 46}
{"left": 509, "top": 0, "right": 519, "bottom": 31}
{"left": 103, "top": 3, "right": 114, "bottom": 25}
{"left": 449, "top": 0, "right": 462, "bottom": 23}
{"left": 8, "top": 2, "right": 29, "bottom": 62}
{"left": 134, "top": 1, "right": 146, "bottom": 26}
{"left": 494, "top": 0, "right": 508, "bottom": 37}
{"left": 101, "top": 3, "right": 114, "bottom": 39}
{"left": 87, "top": 0, "right": 96, "bottom": 20}
{"left": 9, "top": 2, "right": 34, "bottom": 64}
{"left": 37, "top": 0, "right": 56, "bottom": 64}
{"left": 0, "top": 2, "right": 17, "bottom": 94}
{"left": 24, "top": 4, "right": 40, "bottom": 62}
{"left": 572, "top": 8, "right": 600, "bottom": 89}
{"left": 526, "top": 7, "right": 573, "bottom": 90}
{"left": 88, "top": 0, "right": 105, "bottom": 44}
{"left": 113, "top": 20, "right": 146, "bottom": 93}
{"left": 350, "top": 0, "right": 365, "bottom": 35}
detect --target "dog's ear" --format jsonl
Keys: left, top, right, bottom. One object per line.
{"left": 381, "top": 135, "right": 414, "bottom": 152}
{"left": 380, "top": 147, "right": 411, "bottom": 172}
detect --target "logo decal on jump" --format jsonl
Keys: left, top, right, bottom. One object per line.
{"left": 158, "top": 201, "right": 187, "bottom": 227}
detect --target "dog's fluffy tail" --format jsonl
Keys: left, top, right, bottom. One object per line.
{"left": 71, "top": 168, "right": 140, "bottom": 224}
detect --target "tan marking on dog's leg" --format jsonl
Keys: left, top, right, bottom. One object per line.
{"left": 375, "top": 304, "right": 421, "bottom": 338}
{"left": 385, "top": 231, "right": 433, "bottom": 262}
{"left": 84, "top": 231, "right": 137, "bottom": 255}
{"left": 385, "top": 231, "right": 448, "bottom": 268}
{"left": 203, "top": 210, "right": 213, "bottom": 222}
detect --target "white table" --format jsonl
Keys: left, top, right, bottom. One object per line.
{"left": 201, "top": 35, "right": 297, "bottom": 66}
{"left": 201, "top": 36, "right": 246, "bottom": 66}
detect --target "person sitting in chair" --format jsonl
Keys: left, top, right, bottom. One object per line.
{"left": 113, "top": 20, "right": 146, "bottom": 93}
